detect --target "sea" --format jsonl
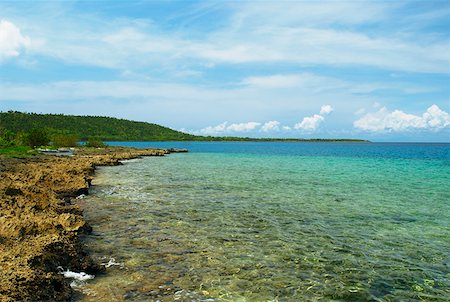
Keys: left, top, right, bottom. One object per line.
{"left": 76, "top": 142, "right": 449, "bottom": 302}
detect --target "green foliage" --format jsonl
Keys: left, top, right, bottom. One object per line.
{"left": 0, "top": 127, "right": 16, "bottom": 147}
{"left": 0, "top": 146, "right": 37, "bottom": 158}
{"left": 23, "top": 128, "right": 50, "bottom": 148}
{"left": 0, "top": 111, "right": 197, "bottom": 141}
{"left": 52, "top": 134, "right": 79, "bottom": 147}
{"left": 0, "top": 111, "right": 370, "bottom": 142}
{"left": 13, "top": 132, "right": 27, "bottom": 147}
{"left": 0, "top": 138, "right": 9, "bottom": 147}
{"left": 85, "top": 138, "right": 106, "bottom": 148}
{"left": 0, "top": 137, "right": 12, "bottom": 147}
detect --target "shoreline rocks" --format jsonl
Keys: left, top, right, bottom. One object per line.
{"left": 0, "top": 147, "right": 173, "bottom": 302}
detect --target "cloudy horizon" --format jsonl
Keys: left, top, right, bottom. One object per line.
{"left": 1, "top": 1, "right": 449, "bottom": 142}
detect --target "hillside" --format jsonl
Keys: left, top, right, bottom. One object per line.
{"left": 0, "top": 111, "right": 369, "bottom": 142}
{"left": 0, "top": 111, "right": 197, "bottom": 141}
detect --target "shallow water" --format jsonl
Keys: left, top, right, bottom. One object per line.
{"left": 78, "top": 142, "right": 449, "bottom": 301}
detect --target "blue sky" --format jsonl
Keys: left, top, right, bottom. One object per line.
{"left": 0, "top": 0, "right": 449, "bottom": 142}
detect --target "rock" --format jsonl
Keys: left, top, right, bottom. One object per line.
{"left": 4, "top": 187, "right": 23, "bottom": 196}
{"left": 0, "top": 146, "right": 176, "bottom": 301}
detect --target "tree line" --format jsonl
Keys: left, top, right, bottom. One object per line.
{"left": 0, "top": 111, "right": 197, "bottom": 142}
{"left": 0, "top": 111, "right": 369, "bottom": 148}
{"left": 0, "top": 127, "right": 105, "bottom": 148}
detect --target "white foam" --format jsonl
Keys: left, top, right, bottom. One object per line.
{"left": 61, "top": 270, "right": 94, "bottom": 281}
{"left": 101, "top": 257, "right": 124, "bottom": 268}
{"left": 57, "top": 266, "right": 95, "bottom": 289}
{"left": 76, "top": 194, "right": 86, "bottom": 199}
{"left": 173, "top": 289, "right": 216, "bottom": 301}
{"left": 121, "top": 158, "right": 141, "bottom": 164}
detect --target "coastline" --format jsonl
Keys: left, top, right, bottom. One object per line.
{"left": 0, "top": 147, "right": 177, "bottom": 302}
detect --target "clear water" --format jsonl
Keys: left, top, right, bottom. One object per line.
{"left": 79, "top": 142, "right": 449, "bottom": 302}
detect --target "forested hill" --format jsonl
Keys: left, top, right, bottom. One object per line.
{"left": 0, "top": 111, "right": 197, "bottom": 141}
{"left": 0, "top": 111, "right": 369, "bottom": 142}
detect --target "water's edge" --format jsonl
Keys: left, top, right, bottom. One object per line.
{"left": 77, "top": 142, "right": 449, "bottom": 301}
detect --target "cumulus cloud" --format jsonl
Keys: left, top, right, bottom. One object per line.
{"left": 0, "top": 20, "right": 30, "bottom": 60}
{"left": 319, "top": 104, "right": 333, "bottom": 115}
{"left": 195, "top": 121, "right": 261, "bottom": 135}
{"left": 190, "top": 120, "right": 290, "bottom": 135}
{"left": 294, "top": 105, "right": 333, "bottom": 131}
{"left": 353, "top": 104, "right": 450, "bottom": 132}
{"left": 227, "top": 122, "right": 261, "bottom": 132}
{"left": 294, "top": 114, "right": 324, "bottom": 131}
{"left": 423, "top": 105, "right": 450, "bottom": 128}
{"left": 261, "top": 120, "right": 281, "bottom": 132}
{"left": 197, "top": 122, "right": 228, "bottom": 135}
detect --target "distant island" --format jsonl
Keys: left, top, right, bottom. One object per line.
{"left": 0, "top": 111, "right": 369, "bottom": 143}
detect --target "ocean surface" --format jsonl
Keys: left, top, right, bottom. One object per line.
{"left": 78, "top": 142, "right": 449, "bottom": 302}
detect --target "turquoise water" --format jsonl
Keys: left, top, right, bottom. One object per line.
{"left": 79, "top": 142, "right": 449, "bottom": 301}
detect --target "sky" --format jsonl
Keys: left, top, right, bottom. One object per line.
{"left": 0, "top": 0, "right": 449, "bottom": 142}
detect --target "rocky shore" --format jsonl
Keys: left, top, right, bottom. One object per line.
{"left": 0, "top": 147, "right": 175, "bottom": 302}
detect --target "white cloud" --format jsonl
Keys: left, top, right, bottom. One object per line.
{"left": 5, "top": 2, "right": 448, "bottom": 74}
{"left": 320, "top": 104, "right": 333, "bottom": 115}
{"left": 353, "top": 104, "right": 450, "bottom": 132}
{"left": 0, "top": 20, "right": 30, "bottom": 60}
{"left": 423, "top": 105, "right": 450, "bottom": 128}
{"left": 261, "top": 120, "right": 280, "bottom": 132}
{"left": 218, "top": 2, "right": 450, "bottom": 73}
{"left": 191, "top": 26, "right": 449, "bottom": 73}
{"left": 227, "top": 122, "right": 261, "bottom": 132}
{"left": 294, "top": 105, "right": 334, "bottom": 131}
{"left": 190, "top": 119, "right": 299, "bottom": 136}
{"left": 195, "top": 121, "right": 261, "bottom": 135}
{"left": 197, "top": 122, "right": 229, "bottom": 135}
{"left": 0, "top": 79, "right": 352, "bottom": 129}
{"left": 294, "top": 114, "right": 324, "bottom": 131}
{"left": 241, "top": 73, "right": 435, "bottom": 99}
{"left": 191, "top": 120, "right": 289, "bottom": 135}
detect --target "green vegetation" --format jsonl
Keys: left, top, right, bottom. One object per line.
{"left": 0, "top": 111, "right": 369, "bottom": 143}
{"left": 23, "top": 128, "right": 50, "bottom": 148}
{"left": 0, "top": 111, "right": 196, "bottom": 141}
{"left": 0, "top": 129, "right": 15, "bottom": 147}
{"left": 0, "top": 146, "right": 38, "bottom": 158}
{"left": 52, "top": 134, "right": 79, "bottom": 147}
{"left": 85, "top": 138, "right": 106, "bottom": 148}
{"left": 0, "top": 123, "right": 78, "bottom": 158}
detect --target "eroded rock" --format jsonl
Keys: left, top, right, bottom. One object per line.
{"left": 0, "top": 147, "right": 171, "bottom": 301}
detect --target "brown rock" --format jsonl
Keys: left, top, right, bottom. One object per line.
{"left": 0, "top": 146, "right": 173, "bottom": 301}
